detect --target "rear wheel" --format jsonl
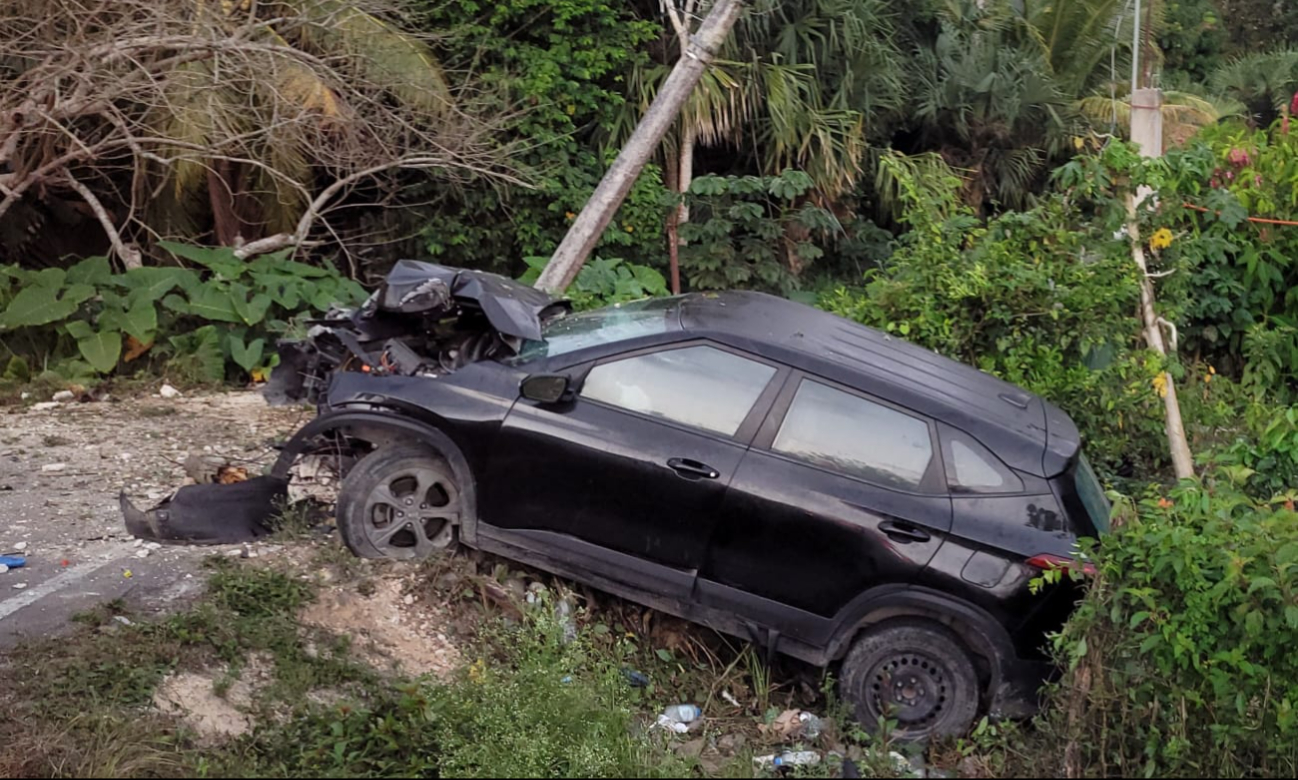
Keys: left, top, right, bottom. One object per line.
{"left": 840, "top": 619, "right": 981, "bottom": 741}
{"left": 336, "top": 444, "right": 459, "bottom": 560}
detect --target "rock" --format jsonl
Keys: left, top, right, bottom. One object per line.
{"left": 52, "top": 390, "right": 75, "bottom": 402}
{"left": 160, "top": 384, "right": 182, "bottom": 399}
{"left": 0, "top": 565, "right": 8, "bottom": 574}
{"left": 717, "top": 733, "right": 746, "bottom": 755}
{"left": 31, "top": 402, "right": 60, "bottom": 411}
{"left": 674, "top": 737, "right": 707, "bottom": 759}
{"left": 41, "top": 463, "right": 67, "bottom": 472}
{"left": 13, "top": 583, "right": 26, "bottom": 590}
{"left": 134, "top": 538, "right": 144, "bottom": 548}
{"left": 13, "top": 542, "right": 27, "bottom": 551}
{"left": 135, "top": 549, "right": 150, "bottom": 559}
{"left": 20, "top": 392, "right": 30, "bottom": 400}
{"left": 403, "top": 593, "right": 415, "bottom": 606}
{"left": 505, "top": 577, "right": 528, "bottom": 600}
{"left": 145, "top": 542, "right": 161, "bottom": 551}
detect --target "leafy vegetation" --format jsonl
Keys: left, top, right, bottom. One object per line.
{"left": 0, "top": 244, "right": 364, "bottom": 385}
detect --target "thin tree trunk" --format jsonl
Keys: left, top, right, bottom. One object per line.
{"left": 535, "top": 0, "right": 744, "bottom": 293}
{"left": 1126, "top": 193, "right": 1195, "bottom": 480}
{"left": 664, "top": 146, "right": 682, "bottom": 294}
{"left": 677, "top": 128, "right": 695, "bottom": 227}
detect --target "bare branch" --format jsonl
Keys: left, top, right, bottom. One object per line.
{"left": 65, "top": 173, "right": 141, "bottom": 270}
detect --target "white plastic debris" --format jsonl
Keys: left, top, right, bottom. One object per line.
{"left": 114, "top": 616, "right": 134, "bottom": 626}
{"left": 52, "top": 390, "right": 75, "bottom": 402}
{"left": 160, "top": 384, "right": 182, "bottom": 399}
{"left": 30, "top": 401, "right": 60, "bottom": 411}
{"left": 41, "top": 463, "right": 67, "bottom": 472}
{"left": 13, "top": 583, "right": 27, "bottom": 590}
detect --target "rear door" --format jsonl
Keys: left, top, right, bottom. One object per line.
{"left": 482, "top": 342, "right": 785, "bottom": 592}
{"left": 698, "top": 373, "right": 952, "bottom": 636}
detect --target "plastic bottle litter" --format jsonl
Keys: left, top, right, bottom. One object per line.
{"left": 555, "top": 599, "right": 577, "bottom": 644}
{"left": 754, "top": 751, "right": 821, "bottom": 768}
{"left": 655, "top": 703, "right": 701, "bottom": 733}
{"left": 622, "top": 668, "right": 650, "bottom": 688}
{"left": 798, "top": 711, "right": 823, "bottom": 738}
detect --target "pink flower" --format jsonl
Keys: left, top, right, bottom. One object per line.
{"left": 1228, "top": 148, "right": 1250, "bottom": 167}
{"left": 1256, "top": 175, "right": 1264, "bottom": 187}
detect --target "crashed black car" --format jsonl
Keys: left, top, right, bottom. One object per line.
{"left": 254, "top": 261, "right": 1108, "bottom": 739}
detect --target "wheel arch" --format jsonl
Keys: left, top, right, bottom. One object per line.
{"left": 826, "top": 586, "right": 1023, "bottom": 715}
{"left": 272, "top": 407, "right": 480, "bottom": 544}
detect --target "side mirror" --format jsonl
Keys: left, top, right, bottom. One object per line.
{"left": 520, "top": 374, "right": 572, "bottom": 404}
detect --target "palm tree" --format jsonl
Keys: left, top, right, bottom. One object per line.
{"left": 1210, "top": 50, "right": 1298, "bottom": 127}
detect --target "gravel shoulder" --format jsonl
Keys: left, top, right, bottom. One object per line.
{"left": 0, "top": 391, "right": 310, "bottom": 648}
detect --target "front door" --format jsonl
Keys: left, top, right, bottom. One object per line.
{"left": 482, "top": 343, "right": 785, "bottom": 593}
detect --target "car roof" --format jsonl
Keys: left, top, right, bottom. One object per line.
{"left": 675, "top": 291, "right": 1080, "bottom": 477}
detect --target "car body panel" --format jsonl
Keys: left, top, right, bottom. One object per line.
{"left": 265, "top": 266, "right": 1099, "bottom": 724}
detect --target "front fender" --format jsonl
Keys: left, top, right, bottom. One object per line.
{"left": 272, "top": 408, "right": 480, "bottom": 545}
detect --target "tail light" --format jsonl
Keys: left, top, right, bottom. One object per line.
{"left": 1026, "top": 553, "right": 1096, "bottom": 577}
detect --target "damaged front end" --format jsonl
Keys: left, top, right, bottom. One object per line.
{"left": 264, "top": 260, "right": 570, "bottom": 407}
{"left": 122, "top": 261, "right": 568, "bottom": 544}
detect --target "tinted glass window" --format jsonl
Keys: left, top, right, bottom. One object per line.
{"left": 510, "top": 297, "right": 678, "bottom": 363}
{"left": 1074, "top": 454, "right": 1111, "bottom": 534}
{"left": 942, "top": 430, "right": 1024, "bottom": 493}
{"left": 581, "top": 345, "right": 776, "bottom": 436}
{"left": 773, "top": 380, "right": 933, "bottom": 489}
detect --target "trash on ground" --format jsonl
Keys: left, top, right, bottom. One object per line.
{"left": 754, "top": 751, "right": 821, "bottom": 768}
{"left": 114, "top": 615, "right": 133, "bottom": 626}
{"left": 12, "top": 582, "right": 27, "bottom": 590}
{"left": 160, "top": 384, "right": 182, "bottom": 398}
{"left": 622, "top": 668, "right": 650, "bottom": 688}
{"left": 120, "top": 476, "right": 287, "bottom": 544}
{"left": 41, "top": 463, "right": 67, "bottom": 472}
{"left": 762, "top": 708, "right": 823, "bottom": 740}
{"left": 655, "top": 703, "right": 701, "bottom": 733}
{"left": 721, "top": 689, "right": 741, "bottom": 707}
{"left": 52, "top": 390, "right": 75, "bottom": 402}
{"left": 12, "top": 542, "right": 27, "bottom": 551}
{"left": 799, "top": 711, "right": 823, "bottom": 738}
{"left": 0, "top": 555, "right": 26, "bottom": 569}
{"left": 555, "top": 598, "right": 577, "bottom": 644}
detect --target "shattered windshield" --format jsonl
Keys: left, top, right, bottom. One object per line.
{"left": 507, "top": 296, "right": 679, "bottom": 364}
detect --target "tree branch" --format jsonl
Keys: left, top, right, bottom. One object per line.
{"left": 65, "top": 173, "right": 141, "bottom": 270}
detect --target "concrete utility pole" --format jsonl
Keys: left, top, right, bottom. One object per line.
{"left": 534, "top": 0, "right": 743, "bottom": 294}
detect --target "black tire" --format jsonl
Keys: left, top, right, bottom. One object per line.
{"left": 840, "top": 619, "right": 981, "bottom": 741}
{"left": 336, "top": 444, "right": 459, "bottom": 560}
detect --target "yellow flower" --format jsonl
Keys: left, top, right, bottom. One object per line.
{"left": 1150, "top": 228, "right": 1174, "bottom": 250}
{"left": 468, "top": 658, "right": 486, "bottom": 684}
{"left": 1152, "top": 373, "right": 1169, "bottom": 398}
{"left": 565, "top": 211, "right": 576, "bottom": 220}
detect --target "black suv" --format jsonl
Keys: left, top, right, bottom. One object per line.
{"left": 269, "top": 263, "right": 1109, "bottom": 739}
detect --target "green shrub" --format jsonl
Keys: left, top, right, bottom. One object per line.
{"left": 0, "top": 244, "right": 364, "bottom": 385}
{"left": 520, "top": 255, "right": 668, "bottom": 311}
{"left": 1049, "top": 474, "right": 1298, "bottom": 777}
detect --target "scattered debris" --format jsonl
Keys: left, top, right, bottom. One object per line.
{"left": 655, "top": 704, "right": 701, "bottom": 734}
{"left": 13, "top": 541, "right": 27, "bottom": 551}
{"left": 114, "top": 615, "right": 134, "bottom": 626}
{"left": 721, "top": 689, "right": 741, "bottom": 707}
{"left": 120, "top": 477, "right": 286, "bottom": 544}
{"left": 762, "top": 708, "right": 822, "bottom": 740}
{"left": 13, "top": 582, "right": 27, "bottom": 590}
{"left": 623, "top": 668, "right": 650, "bottom": 688}
{"left": 754, "top": 751, "right": 821, "bottom": 768}
{"left": 30, "top": 401, "right": 61, "bottom": 411}
{"left": 52, "top": 390, "right": 75, "bottom": 402}
{"left": 41, "top": 463, "right": 67, "bottom": 472}
{"left": 0, "top": 556, "right": 26, "bottom": 569}
{"left": 160, "top": 384, "right": 183, "bottom": 399}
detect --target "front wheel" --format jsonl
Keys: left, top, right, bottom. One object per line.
{"left": 336, "top": 444, "right": 459, "bottom": 560}
{"left": 840, "top": 619, "right": 981, "bottom": 741}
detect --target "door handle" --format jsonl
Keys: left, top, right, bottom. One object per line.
{"left": 879, "top": 519, "right": 932, "bottom": 544}
{"left": 667, "top": 458, "right": 720, "bottom": 480}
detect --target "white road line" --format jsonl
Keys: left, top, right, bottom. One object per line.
{"left": 0, "top": 557, "right": 118, "bottom": 622}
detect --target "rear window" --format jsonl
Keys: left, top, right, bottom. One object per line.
{"left": 1073, "top": 454, "right": 1111, "bottom": 534}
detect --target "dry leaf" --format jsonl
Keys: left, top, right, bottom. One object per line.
{"left": 217, "top": 465, "right": 249, "bottom": 484}
{"left": 124, "top": 335, "right": 153, "bottom": 362}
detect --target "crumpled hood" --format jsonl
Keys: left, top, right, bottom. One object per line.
{"left": 367, "top": 260, "right": 567, "bottom": 342}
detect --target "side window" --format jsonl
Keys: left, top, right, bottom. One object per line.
{"left": 772, "top": 379, "right": 934, "bottom": 490}
{"left": 581, "top": 345, "right": 777, "bottom": 436}
{"left": 940, "top": 425, "right": 1024, "bottom": 494}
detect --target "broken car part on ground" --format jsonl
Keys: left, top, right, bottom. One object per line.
{"left": 121, "top": 261, "right": 1107, "bottom": 742}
